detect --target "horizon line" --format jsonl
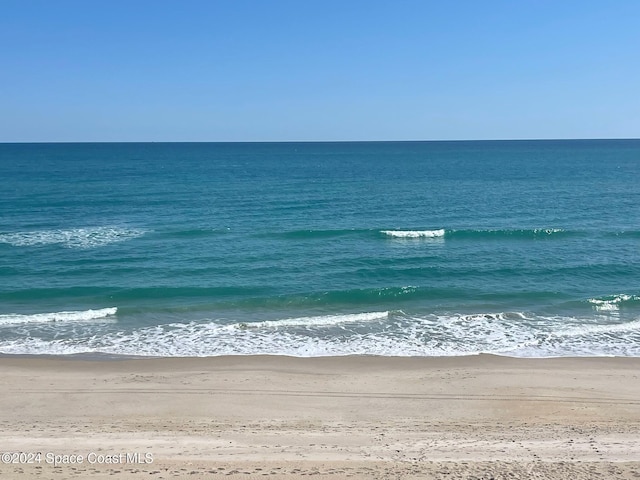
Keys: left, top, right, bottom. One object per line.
{"left": 1, "top": 137, "right": 639, "bottom": 145}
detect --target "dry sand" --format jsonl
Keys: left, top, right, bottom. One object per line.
{"left": 1, "top": 354, "right": 639, "bottom": 479}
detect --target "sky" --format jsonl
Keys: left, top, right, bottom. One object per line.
{"left": 1, "top": 0, "right": 639, "bottom": 142}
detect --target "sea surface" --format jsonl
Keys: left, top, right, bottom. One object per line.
{"left": 1, "top": 140, "right": 639, "bottom": 357}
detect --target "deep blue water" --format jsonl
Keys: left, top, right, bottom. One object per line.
{"left": 1, "top": 140, "right": 639, "bottom": 356}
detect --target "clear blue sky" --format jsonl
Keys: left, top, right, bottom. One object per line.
{"left": 1, "top": 0, "right": 638, "bottom": 142}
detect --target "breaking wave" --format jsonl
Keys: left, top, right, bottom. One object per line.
{"left": 0, "top": 307, "right": 118, "bottom": 326}
{"left": 588, "top": 294, "right": 640, "bottom": 312}
{"left": 380, "top": 228, "right": 572, "bottom": 240}
{"left": 235, "top": 311, "right": 389, "bottom": 329}
{"left": 3, "top": 309, "right": 640, "bottom": 357}
{"left": 381, "top": 229, "right": 445, "bottom": 238}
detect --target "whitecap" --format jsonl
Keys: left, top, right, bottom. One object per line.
{"left": 0, "top": 227, "right": 145, "bottom": 249}
{"left": 0, "top": 307, "right": 118, "bottom": 326}
{"left": 588, "top": 294, "right": 638, "bottom": 311}
{"left": 381, "top": 229, "right": 445, "bottom": 238}
{"left": 236, "top": 311, "right": 389, "bottom": 329}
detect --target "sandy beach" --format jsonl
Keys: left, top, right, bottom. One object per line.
{"left": 1, "top": 354, "right": 639, "bottom": 479}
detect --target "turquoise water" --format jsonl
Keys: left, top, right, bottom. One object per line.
{"left": 1, "top": 140, "right": 639, "bottom": 356}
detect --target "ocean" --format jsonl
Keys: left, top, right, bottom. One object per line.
{"left": 1, "top": 140, "right": 639, "bottom": 357}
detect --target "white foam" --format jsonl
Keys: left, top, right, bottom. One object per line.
{"left": 0, "top": 227, "right": 145, "bottom": 249}
{"left": 0, "top": 311, "right": 534, "bottom": 357}
{"left": 3, "top": 310, "right": 640, "bottom": 358}
{"left": 588, "top": 294, "right": 637, "bottom": 311}
{"left": 552, "top": 318, "right": 640, "bottom": 337}
{"left": 381, "top": 229, "right": 445, "bottom": 238}
{"left": 0, "top": 307, "right": 117, "bottom": 326}
{"left": 237, "top": 311, "right": 389, "bottom": 329}
{"left": 533, "top": 228, "right": 565, "bottom": 235}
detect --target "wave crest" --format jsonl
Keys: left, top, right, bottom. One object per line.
{"left": 588, "top": 294, "right": 640, "bottom": 311}
{"left": 448, "top": 228, "right": 568, "bottom": 239}
{"left": 0, "top": 307, "right": 118, "bottom": 325}
{"left": 0, "top": 227, "right": 145, "bottom": 249}
{"left": 236, "top": 311, "right": 389, "bottom": 329}
{"left": 3, "top": 310, "right": 640, "bottom": 357}
{"left": 381, "top": 229, "right": 445, "bottom": 238}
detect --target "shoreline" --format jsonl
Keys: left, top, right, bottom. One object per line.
{"left": 2, "top": 355, "right": 640, "bottom": 478}
{"left": 2, "top": 350, "right": 640, "bottom": 361}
